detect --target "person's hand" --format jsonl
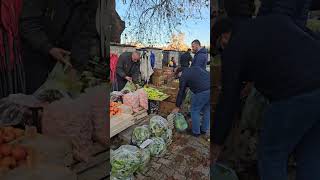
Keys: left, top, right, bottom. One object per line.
{"left": 211, "top": 144, "right": 223, "bottom": 165}
{"left": 49, "top": 47, "right": 72, "bottom": 66}
{"left": 125, "top": 76, "right": 132, "bottom": 82}
{"left": 172, "top": 107, "right": 180, "bottom": 113}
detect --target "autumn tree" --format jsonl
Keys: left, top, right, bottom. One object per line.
{"left": 119, "top": 0, "right": 209, "bottom": 45}
{"left": 165, "top": 33, "right": 189, "bottom": 51}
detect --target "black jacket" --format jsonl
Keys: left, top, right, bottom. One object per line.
{"left": 213, "top": 14, "right": 320, "bottom": 145}
{"left": 116, "top": 52, "right": 140, "bottom": 90}
{"left": 179, "top": 52, "right": 192, "bottom": 68}
{"left": 20, "top": 0, "right": 98, "bottom": 70}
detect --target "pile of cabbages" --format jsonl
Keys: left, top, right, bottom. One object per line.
{"left": 111, "top": 115, "right": 180, "bottom": 179}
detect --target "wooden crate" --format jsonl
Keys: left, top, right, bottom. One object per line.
{"left": 153, "top": 69, "right": 162, "bottom": 76}
{"left": 161, "top": 87, "right": 178, "bottom": 103}
{"left": 152, "top": 76, "right": 164, "bottom": 87}
{"left": 159, "top": 101, "right": 176, "bottom": 115}
{"left": 170, "top": 81, "right": 179, "bottom": 89}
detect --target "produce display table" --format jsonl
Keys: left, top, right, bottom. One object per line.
{"left": 110, "top": 114, "right": 135, "bottom": 138}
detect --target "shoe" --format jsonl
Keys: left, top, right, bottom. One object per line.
{"left": 186, "top": 129, "right": 200, "bottom": 137}
{"left": 200, "top": 130, "right": 207, "bottom": 135}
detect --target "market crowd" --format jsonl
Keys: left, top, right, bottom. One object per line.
{"left": 114, "top": 39, "right": 211, "bottom": 137}
{"left": 212, "top": 0, "right": 320, "bottom": 179}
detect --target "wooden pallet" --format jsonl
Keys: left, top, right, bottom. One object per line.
{"left": 68, "top": 144, "right": 109, "bottom": 180}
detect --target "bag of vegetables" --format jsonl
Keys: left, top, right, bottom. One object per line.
{"left": 138, "top": 149, "right": 151, "bottom": 172}
{"left": 161, "top": 128, "right": 173, "bottom": 145}
{"left": 123, "top": 92, "right": 140, "bottom": 113}
{"left": 149, "top": 116, "right": 169, "bottom": 137}
{"left": 146, "top": 137, "right": 167, "bottom": 157}
{"left": 173, "top": 113, "right": 188, "bottom": 132}
{"left": 121, "top": 81, "right": 138, "bottom": 93}
{"left": 131, "top": 125, "right": 150, "bottom": 146}
{"left": 111, "top": 145, "right": 142, "bottom": 179}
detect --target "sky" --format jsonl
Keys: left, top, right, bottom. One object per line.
{"left": 116, "top": 1, "right": 210, "bottom": 47}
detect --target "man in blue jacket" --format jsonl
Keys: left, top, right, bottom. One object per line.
{"left": 190, "top": 40, "right": 208, "bottom": 70}
{"left": 172, "top": 66, "right": 210, "bottom": 137}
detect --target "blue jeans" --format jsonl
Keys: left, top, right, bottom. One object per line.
{"left": 258, "top": 0, "right": 312, "bottom": 28}
{"left": 190, "top": 90, "right": 210, "bottom": 134}
{"left": 258, "top": 89, "right": 320, "bottom": 180}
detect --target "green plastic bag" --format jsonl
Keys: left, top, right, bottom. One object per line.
{"left": 146, "top": 137, "right": 167, "bottom": 157}
{"left": 149, "top": 116, "right": 169, "bottom": 137}
{"left": 111, "top": 145, "right": 142, "bottom": 179}
{"left": 137, "top": 149, "right": 151, "bottom": 172}
{"left": 171, "top": 113, "right": 188, "bottom": 132}
{"left": 240, "top": 87, "right": 269, "bottom": 129}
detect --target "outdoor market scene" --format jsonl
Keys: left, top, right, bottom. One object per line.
{"left": 110, "top": 0, "right": 210, "bottom": 179}
{"left": 0, "top": 0, "right": 109, "bottom": 179}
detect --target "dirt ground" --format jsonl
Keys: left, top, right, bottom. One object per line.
{"left": 134, "top": 131, "right": 210, "bottom": 180}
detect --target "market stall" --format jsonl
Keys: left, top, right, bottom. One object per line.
{"left": 110, "top": 62, "right": 196, "bottom": 179}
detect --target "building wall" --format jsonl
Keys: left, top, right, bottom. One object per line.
{"left": 110, "top": 45, "right": 136, "bottom": 56}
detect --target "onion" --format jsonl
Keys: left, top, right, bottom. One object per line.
{"left": 0, "top": 144, "right": 12, "bottom": 156}
{"left": 12, "top": 146, "right": 27, "bottom": 161}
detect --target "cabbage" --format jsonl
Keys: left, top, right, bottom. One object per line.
{"left": 146, "top": 137, "right": 167, "bottom": 157}
{"left": 111, "top": 145, "right": 142, "bottom": 179}
{"left": 161, "top": 128, "right": 173, "bottom": 145}
{"left": 132, "top": 125, "right": 150, "bottom": 146}
{"left": 149, "top": 116, "right": 169, "bottom": 137}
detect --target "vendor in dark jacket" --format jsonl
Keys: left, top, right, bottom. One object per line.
{"left": 179, "top": 49, "right": 192, "bottom": 69}
{"left": 20, "top": 0, "right": 98, "bottom": 94}
{"left": 172, "top": 66, "right": 210, "bottom": 137}
{"left": 190, "top": 40, "right": 208, "bottom": 70}
{"left": 212, "top": 15, "right": 320, "bottom": 180}
{"left": 116, "top": 51, "right": 141, "bottom": 90}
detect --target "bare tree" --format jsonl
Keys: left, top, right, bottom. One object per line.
{"left": 119, "top": 0, "right": 209, "bottom": 45}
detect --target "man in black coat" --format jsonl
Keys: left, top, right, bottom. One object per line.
{"left": 115, "top": 51, "right": 141, "bottom": 91}
{"left": 20, "top": 0, "right": 98, "bottom": 94}
{"left": 179, "top": 49, "right": 192, "bottom": 70}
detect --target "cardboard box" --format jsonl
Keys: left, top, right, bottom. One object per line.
{"left": 170, "top": 80, "right": 179, "bottom": 89}
{"left": 153, "top": 69, "right": 162, "bottom": 76}
{"left": 152, "top": 76, "right": 164, "bottom": 86}
{"left": 161, "top": 86, "right": 178, "bottom": 103}
{"left": 159, "top": 101, "right": 176, "bottom": 115}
